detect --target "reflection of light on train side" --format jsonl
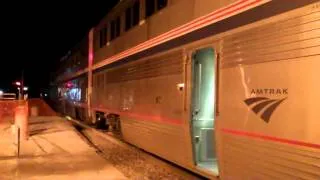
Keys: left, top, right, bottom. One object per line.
{"left": 89, "top": 53, "right": 93, "bottom": 63}
{"left": 239, "top": 64, "right": 250, "bottom": 127}
{"left": 239, "top": 64, "right": 250, "bottom": 98}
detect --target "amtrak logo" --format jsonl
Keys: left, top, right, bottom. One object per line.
{"left": 244, "top": 96, "right": 287, "bottom": 123}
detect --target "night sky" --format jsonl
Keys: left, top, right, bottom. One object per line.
{"left": 0, "top": 1, "right": 119, "bottom": 97}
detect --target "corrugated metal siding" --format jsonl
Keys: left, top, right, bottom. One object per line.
{"left": 219, "top": 4, "right": 320, "bottom": 179}
{"left": 221, "top": 133, "right": 320, "bottom": 180}
{"left": 92, "top": 73, "right": 105, "bottom": 107}
{"left": 91, "top": 49, "right": 190, "bottom": 168}
{"left": 92, "top": 50, "right": 183, "bottom": 107}
{"left": 221, "top": 10, "right": 320, "bottom": 68}
{"left": 105, "top": 51, "right": 183, "bottom": 83}
{"left": 121, "top": 117, "right": 191, "bottom": 166}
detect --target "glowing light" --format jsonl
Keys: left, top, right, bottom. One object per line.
{"left": 65, "top": 116, "right": 72, "bottom": 120}
{"left": 15, "top": 81, "right": 21, "bottom": 86}
{"left": 177, "top": 83, "right": 185, "bottom": 88}
{"left": 44, "top": 93, "right": 48, "bottom": 97}
{"left": 177, "top": 83, "right": 185, "bottom": 91}
{"left": 17, "top": 87, "right": 20, "bottom": 90}
{"left": 23, "top": 87, "right": 28, "bottom": 91}
{"left": 139, "top": 20, "right": 145, "bottom": 26}
{"left": 89, "top": 53, "right": 93, "bottom": 62}
{"left": 67, "top": 88, "right": 81, "bottom": 101}
{"left": 0, "top": 90, "right": 3, "bottom": 95}
{"left": 66, "top": 82, "right": 73, "bottom": 88}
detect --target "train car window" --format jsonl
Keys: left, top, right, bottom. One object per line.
{"left": 116, "top": 16, "right": 121, "bottom": 37}
{"left": 132, "top": 1, "right": 140, "bottom": 26}
{"left": 99, "top": 26, "right": 107, "bottom": 48}
{"left": 125, "top": 7, "right": 132, "bottom": 31}
{"left": 104, "top": 27, "right": 107, "bottom": 44}
{"left": 99, "top": 30, "right": 102, "bottom": 47}
{"left": 157, "top": 0, "right": 167, "bottom": 10}
{"left": 99, "top": 29, "right": 103, "bottom": 47}
{"left": 111, "top": 17, "right": 121, "bottom": 41}
{"left": 125, "top": 1, "right": 140, "bottom": 32}
{"left": 110, "top": 20, "right": 116, "bottom": 40}
{"left": 146, "top": 0, "right": 167, "bottom": 18}
{"left": 146, "top": 0, "right": 155, "bottom": 17}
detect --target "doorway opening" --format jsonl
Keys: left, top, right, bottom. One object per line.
{"left": 190, "top": 47, "right": 218, "bottom": 174}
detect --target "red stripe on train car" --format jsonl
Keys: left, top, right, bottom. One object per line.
{"left": 221, "top": 128, "right": 320, "bottom": 149}
{"left": 92, "top": 107, "right": 183, "bottom": 125}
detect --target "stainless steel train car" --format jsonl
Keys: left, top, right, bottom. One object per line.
{"left": 53, "top": 0, "right": 320, "bottom": 179}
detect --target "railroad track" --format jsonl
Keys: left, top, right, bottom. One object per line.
{"left": 69, "top": 119, "right": 208, "bottom": 180}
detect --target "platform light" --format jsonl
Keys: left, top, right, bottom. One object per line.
{"left": 15, "top": 81, "right": 21, "bottom": 86}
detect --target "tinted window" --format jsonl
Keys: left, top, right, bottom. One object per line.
{"left": 157, "top": 0, "right": 167, "bottom": 10}
{"left": 125, "top": 1, "right": 140, "bottom": 32}
{"left": 110, "top": 20, "right": 116, "bottom": 40}
{"left": 125, "top": 8, "right": 131, "bottom": 31}
{"left": 133, "top": 1, "right": 140, "bottom": 26}
{"left": 104, "top": 27, "right": 107, "bottom": 44}
{"left": 99, "top": 26, "right": 107, "bottom": 48}
{"left": 145, "top": 0, "right": 155, "bottom": 18}
{"left": 145, "top": 0, "right": 167, "bottom": 18}
{"left": 99, "top": 30, "right": 103, "bottom": 47}
{"left": 116, "top": 17, "right": 121, "bottom": 37}
{"left": 110, "top": 16, "right": 121, "bottom": 40}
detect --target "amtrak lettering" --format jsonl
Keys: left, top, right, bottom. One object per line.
{"left": 244, "top": 89, "right": 288, "bottom": 123}
{"left": 251, "top": 88, "right": 288, "bottom": 95}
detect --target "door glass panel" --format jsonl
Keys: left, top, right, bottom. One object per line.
{"left": 191, "top": 47, "right": 218, "bottom": 174}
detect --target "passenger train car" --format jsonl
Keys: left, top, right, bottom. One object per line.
{"left": 51, "top": 0, "right": 320, "bottom": 179}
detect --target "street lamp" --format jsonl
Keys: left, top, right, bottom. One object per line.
{"left": 15, "top": 81, "right": 21, "bottom": 86}
{"left": 14, "top": 81, "right": 24, "bottom": 100}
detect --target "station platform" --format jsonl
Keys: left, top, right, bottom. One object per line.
{"left": 0, "top": 114, "right": 127, "bottom": 179}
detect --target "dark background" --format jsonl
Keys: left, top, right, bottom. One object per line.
{"left": 0, "top": 1, "right": 119, "bottom": 97}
